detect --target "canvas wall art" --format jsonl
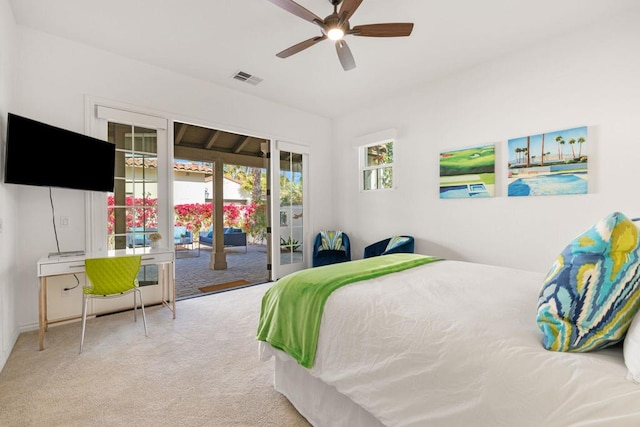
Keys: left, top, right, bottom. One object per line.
{"left": 440, "top": 144, "right": 495, "bottom": 199}
{"left": 507, "top": 126, "right": 588, "bottom": 197}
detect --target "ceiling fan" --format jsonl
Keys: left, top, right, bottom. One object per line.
{"left": 267, "top": 0, "right": 414, "bottom": 71}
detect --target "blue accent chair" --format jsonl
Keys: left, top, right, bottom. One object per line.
{"left": 364, "top": 236, "right": 415, "bottom": 258}
{"left": 312, "top": 232, "right": 351, "bottom": 267}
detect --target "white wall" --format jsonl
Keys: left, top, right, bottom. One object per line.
{"left": 10, "top": 26, "right": 332, "bottom": 332}
{"left": 173, "top": 174, "right": 248, "bottom": 206}
{"left": 333, "top": 9, "right": 640, "bottom": 273}
{"left": 0, "top": 0, "right": 18, "bottom": 371}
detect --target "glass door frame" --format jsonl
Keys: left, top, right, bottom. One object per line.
{"left": 83, "top": 97, "right": 170, "bottom": 311}
{"left": 84, "top": 97, "right": 171, "bottom": 256}
{"left": 270, "top": 140, "right": 309, "bottom": 279}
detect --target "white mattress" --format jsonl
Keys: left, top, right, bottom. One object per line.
{"left": 260, "top": 260, "right": 640, "bottom": 426}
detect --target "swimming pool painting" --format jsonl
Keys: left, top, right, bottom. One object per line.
{"left": 508, "top": 126, "right": 588, "bottom": 197}
{"left": 440, "top": 144, "right": 495, "bottom": 199}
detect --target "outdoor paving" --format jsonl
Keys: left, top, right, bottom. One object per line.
{"left": 174, "top": 244, "right": 270, "bottom": 299}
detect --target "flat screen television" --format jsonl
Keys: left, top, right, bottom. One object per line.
{"left": 3, "top": 113, "right": 115, "bottom": 192}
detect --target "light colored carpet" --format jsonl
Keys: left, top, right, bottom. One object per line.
{"left": 0, "top": 283, "right": 310, "bottom": 427}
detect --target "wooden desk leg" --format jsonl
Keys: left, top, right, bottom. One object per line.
{"left": 38, "top": 277, "right": 46, "bottom": 351}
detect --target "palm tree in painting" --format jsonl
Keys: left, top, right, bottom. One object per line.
{"left": 525, "top": 136, "right": 530, "bottom": 167}
{"left": 555, "top": 135, "right": 565, "bottom": 160}
{"left": 577, "top": 136, "right": 586, "bottom": 158}
{"left": 514, "top": 147, "right": 522, "bottom": 164}
{"left": 540, "top": 133, "right": 545, "bottom": 166}
{"left": 569, "top": 138, "right": 576, "bottom": 159}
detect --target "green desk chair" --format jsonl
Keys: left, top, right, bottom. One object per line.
{"left": 80, "top": 255, "right": 148, "bottom": 353}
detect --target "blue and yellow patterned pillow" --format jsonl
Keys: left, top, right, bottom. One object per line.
{"left": 319, "top": 230, "right": 344, "bottom": 251}
{"left": 537, "top": 212, "right": 640, "bottom": 352}
{"left": 385, "top": 236, "right": 410, "bottom": 252}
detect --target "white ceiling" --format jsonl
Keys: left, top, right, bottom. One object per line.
{"left": 9, "top": 0, "right": 640, "bottom": 118}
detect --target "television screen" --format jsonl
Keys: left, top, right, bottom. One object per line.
{"left": 3, "top": 113, "right": 115, "bottom": 192}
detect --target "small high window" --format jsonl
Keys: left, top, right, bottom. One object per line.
{"left": 361, "top": 140, "right": 394, "bottom": 191}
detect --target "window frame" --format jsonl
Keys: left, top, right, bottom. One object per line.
{"left": 359, "top": 139, "right": 395, "bottom": 192}
{"left": 109, "top": 127, "right": 160, "bottom": 251}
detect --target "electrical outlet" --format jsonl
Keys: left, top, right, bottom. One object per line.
{"left": 61, "top": 287, "right": 71, "bottom": 297}
{"left": 60, "top": 216, "right": 70, "bottom": 227}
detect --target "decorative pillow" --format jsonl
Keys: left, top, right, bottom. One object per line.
{"left": 385, "top": 236, "right": 410, "bottom": 252}
{"left": 319, "top": 230, "right": 344, "bottom": 252}
{"left": 537, "top": 212, "right": 640, "bottom": 352}
{"left": 624, "top": 312, "right": 640, "bottom": 383}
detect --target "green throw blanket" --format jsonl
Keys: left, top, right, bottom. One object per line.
{"left": 256, "top": 253, "right": 441, "bottom": 368}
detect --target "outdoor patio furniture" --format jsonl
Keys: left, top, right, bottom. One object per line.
{"left": 175, "top": 226, "right": 199, "bottom": 257}
{"left": 127, "top": 227, "right": 157, "bottom": 248}
{"left": 199, "top": 227, "right": 247, "bottom": 252}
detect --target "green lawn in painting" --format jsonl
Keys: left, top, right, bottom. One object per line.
{"left": 440, "top": 145, "right": 495, "bottom": 177}
{"left": 439, "top": 144, "right": 496, "bottom": 199}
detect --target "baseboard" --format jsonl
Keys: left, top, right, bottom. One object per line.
{"left": 0, "top": 328, "right": 20, "bottom": 373}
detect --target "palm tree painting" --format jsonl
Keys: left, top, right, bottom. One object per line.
{"left": 508, "top": 126, "right": 588, "bottom": 197}
{"left": 440, "top": 144, "right": 495, "bottom": 199}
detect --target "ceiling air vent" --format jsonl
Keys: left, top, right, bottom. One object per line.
{"left": 232, "top": 70, "right": 263, "bottom": 86}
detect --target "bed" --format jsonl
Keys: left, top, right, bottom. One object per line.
{"left": 257, "top": 252, "right": 640, "bottom": 426}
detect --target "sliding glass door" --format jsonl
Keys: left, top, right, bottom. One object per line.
{"left": 271, "top": 141, "right": 309, "bottom": 279}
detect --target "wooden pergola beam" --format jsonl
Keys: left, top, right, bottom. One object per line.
{"left": 232, "top": 136, "right": 251, "bottom": 154}
{"left": 173, "top": 145, "right": 265, "bottom": 168}
{"left": 174, "top": 123, "right": 188, "bottom": 145}
{"left": 204, "top": 130, "right": 222, "bottom": 150}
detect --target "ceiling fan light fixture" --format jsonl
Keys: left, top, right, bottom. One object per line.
{"left": 268, "top": 0, "right": 414, "bottom": 71}
{"left": 327, "top": 27, "right": 344, "bottom": 40}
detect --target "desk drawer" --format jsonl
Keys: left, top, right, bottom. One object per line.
{"left": 141, "top": 252, "right": 173, "bottom": 265}
{"left": 39, "top": 260, "right": 86, "bottom": 277}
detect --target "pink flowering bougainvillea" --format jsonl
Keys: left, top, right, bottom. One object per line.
{"left": 107, "top": 195, "right": 158, "bottom": 234}
{"left": 108, "top": 196, "right": 266, "bottom": 239}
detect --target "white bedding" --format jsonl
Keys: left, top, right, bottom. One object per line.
{"left": 260, "top": 260, "right": 640, "bottom": 426}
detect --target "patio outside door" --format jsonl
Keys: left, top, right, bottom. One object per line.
{"left": 272, "top": 141, "right": 309, "bottom": 279}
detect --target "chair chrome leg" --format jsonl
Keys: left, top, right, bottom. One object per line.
{"left": 80, "top": 295, "right": 89, "bottom": 354}
{"left": 133, "top": 290, "right": 138, "bottom": 322}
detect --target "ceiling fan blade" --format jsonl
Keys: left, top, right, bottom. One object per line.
{"left": 276, "top": 35, "right": 326, "bottom": 58}
{"left": 267, "top": 0, "right": 323, "bottom": 24}
{"left": 338, "top": 0, "right": 364, "bottom": 22}
{"left": 335, "top": 40, "right": 356, "bottom": 71}
{"left": 350, "top": 23, "right": 414, "bottom": 37}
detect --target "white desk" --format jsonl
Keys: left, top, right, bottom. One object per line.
{"left": 37, "top": 247, "right": 175, "bottom": 350}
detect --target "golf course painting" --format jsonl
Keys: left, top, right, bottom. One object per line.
{"left": 507, "top": 126, "right": 588, "bottom": 197}
{"left": 440, "top": 144, "right": 495, "bottom": 199}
